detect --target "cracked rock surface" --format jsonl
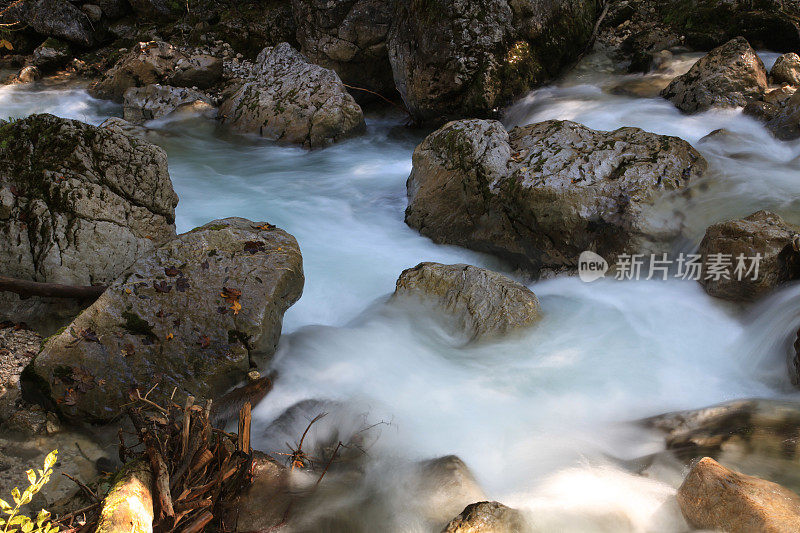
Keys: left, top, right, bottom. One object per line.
{"left": 405, "top": 119, "right": 707, "bottom": 275}
{"left": 26, "top": 218, "right": 304, "bottom": 423}
{"left": 219, "top": 42, "right": 365, "bottom": 148}
{"left": 0, "top": 114, "right": 178, "bottom": 331}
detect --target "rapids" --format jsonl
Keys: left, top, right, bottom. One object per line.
{"left": 4, "top": 51, "right": 800, "bottom": 531}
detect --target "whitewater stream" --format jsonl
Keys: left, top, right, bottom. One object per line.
{"left": 4, "top": 52, "right": 800, "bottom": 531}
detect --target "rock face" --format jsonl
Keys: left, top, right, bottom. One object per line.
{"left": 219, "top": 43, "right": 365, "bottom": 148}
{"left": 31, "top": 38, "right": 71, "bottom": 69}
{"left": 697, "top": 211, "right": 800, "bottom": 302}
{"left": 123, "top": 84, "right": 215, "bottom": 123}
{"left": 405, "top": 119, "right": 706, "bottom": 275}
{"left": 0, "top": 114, "right": 178, "bottom": 330}
{"left": 661, "top": 37, "right": 767, "bottom": 113}
{"left": 291, "top": 0, "right": 394, "bottom": 101}
{"left": 128, "top": 0, "right": 183, "bottom": 20}
{"left": 677, "top": 457, "right": 800, "bottom": 533}
{"left": 442, "top": 501, "right": 527, "bottom": 533}
{"left": 767, "top": 90, "right": 800, "bottom": 141}
{"left": 90, "top": 41, "right": 223, "bottom": 103}
{"left": 772, "top": 53, "right": 800, "bottom": 86}
{"left": 25, "top": 218, "right": 304, "bottom": 423}
{"left": 394, "top": 262, "right": 541, "bottom": 341}
{"left": 24, "top": 0, "right": 96, "bottom": 47}
{"left": 387, "top": 0, "right": 599, "bottom": 124}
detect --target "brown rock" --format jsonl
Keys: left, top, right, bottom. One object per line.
{"left": 677, "top": 457, "right": 800, "bottom": 533}
{"left": 442, "top": 501, "right": 527, "bottom": 533}
{"left": 698, "top": 210, "right": 800, "bottom": 301}
{"left": 771, "top": 53, "right": 800, "bottom": 86}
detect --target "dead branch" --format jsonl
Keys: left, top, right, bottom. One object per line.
{"left": 0, "top": 275, "right": 106, "bottom": 300}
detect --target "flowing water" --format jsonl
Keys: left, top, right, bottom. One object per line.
{"left": 4, "top": 52, "right": 800, "bottom": 531}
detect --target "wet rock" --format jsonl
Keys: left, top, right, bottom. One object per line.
{"left": 233, "top": 452, "right": 293, "bottom": 532}
{"left": 405, "top": 119, "right": 706, "bottom": 275}
{"left": 765, "top": 86, "right": 797, "bottom": 106}
{"left": 743, "top": 100, "right": 780, "bottom": 122}
{"left": 416, "top": 456, "right": 487, "bottom": 527}
{"left": 123, "top": 84, "right": 215, "bottom": 123}
{"left": 31, "top": 38, "right": 71, "bottom": 70}
{"left": 661, "top": 37, "right": 767, "bottom": 114}
{"left": 643, "top": 399, "right": 800, "bottom": 490}
{"left": 11, "top": 65, "right": 41, "bottom": 84}
{"left": 219, "top": 43, "right": 364, "bottom": 148}
{"left": 0, "top": 114, "right": 178, "bottom": 331}
{"left": 291, "top": 0, "right": 394, "bottom": 102}
{"left": 771, "top": 53, "right": 800, "bottom": 86}
{"left": 22, "top": 0, "right": 96, "bottom": 47}
{"left": 81, "top": 4, "right": 103, "bottom": 22}
{"left": 442, "top": 501, "right": 527, "bottom": 533}
{"left": 767, "top": 90, "right": 800, "bottom": 141}
{"left": 678, "top": 457, "right": 800, "bottom": 533}
{"left": 394, "top": 262, "right": 541, "bottom": 341}
{"left": 25, "top": 218, "right": 304, "bottom": 423}
{"left": 90, "top": 41, "right": 223, "bottom": 103}
{"left": 697, "top": 211, "right": 800, "bottom": 302}
{"left": 387, "top": 0, "right": 599, "bottom": 125}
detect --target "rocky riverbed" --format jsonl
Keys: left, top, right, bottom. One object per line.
{"left": 2, "top": 0, "right": 800, "bottom": 532}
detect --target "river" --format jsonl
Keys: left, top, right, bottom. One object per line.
{"left": 3, "top": 51, "right": 799, "bottom": 531}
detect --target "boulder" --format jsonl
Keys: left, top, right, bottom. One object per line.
{"left": 203, "top": 0, "right": 296, "bottom": 59}
{"left": 697, "top": 211, "right": 800, "bottom": 301}
{"left": 767, "top": 90, "right": 800, "bottom": 140}
{"left": 771, "top": 53, "right": 800, "bottom": 86}
{"left": 219, "top": 43, "right": 365, "bottom": 148}
{"left": 415, "top": 456, "right": 487, "bottom": 528}
{"left": 25, "top": 0, "right": 96, "bottom": 47}
{"left": 0, "top": 114, "right": 178, "bottom": 331}
{"left": 24, "top": 218, "right": 304, "bottom": 423}
{"left": 89, "top": 41, "right": 223, "bottom": 103}
{"left": 405, "top": 119, "right": 706, "bottom": 275}
{"left": 95, "top": 0, "right": 131, "bottom": 20}
{"left": 744, "top": 100, "right": 780, "bottom": 122}
{"left": 677, "top": 457, "right": 800, "bottom": 533}
{"left": 442, "top": 501, "right": 527, "bottom": 533}
{"left": 291, "top": 0, "right": 394, "bottom": 101}
{"left": 661, "top": 37, "right": 767, "bottom": 113}
{"left": 11, "top": 65, "right": 41, "bottom": 84}
{"left": 127, "top": 0, "right": 183, "bottom": 20}
{"left": 81, "top": 4, "right": 103, "bottom": 22}
{"left": 387, "top": 0, "right": 599, "bottom": 124}
{"left": 123, "top": 84, "right": 215, "bottom": 123}
{"left": 31, "top": 38, "right": 71, "bottom": 69}
{"left": 644, "top": 399, "right": 800, "bottom": 489}
{"left": 233, "top": 452, "right": 294, "bottom": 532}
{"left": 394, "top": 262, "right": 541, "bottom": 341}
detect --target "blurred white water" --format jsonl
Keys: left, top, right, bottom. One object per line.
{"left": 2, "top": 50, "right": 800, "bottom": 531}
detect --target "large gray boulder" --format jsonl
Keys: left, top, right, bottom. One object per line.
{"left": 394, "top": 262, "right": 541, "bottom": 341}
{"left": 442, "top": 501, "right": 527, "bottom": 533}
{"left": 123, "top": 84, "right": 215, "bottom": 123}
{"left": 219, "top": 43, "right": 365, "bottom": 148}
{"left": 387, "top": 0, "right": 599, "bottom": 125}
{"left": 24, "top": 218, "right": 304, "bottom": 423}
{"left": 291, "top": 0, "right": 394, "bottom": 102}
{"left": 678, "top": 457, "right": 800, "bottom": 533}
{"left": 697, "top": 211, "right": 800, "bottom": 302}
{"left": 89, "top": 41, "right": 223, "bottom": 103}
{"left": 0, "top": 114, "right": 178, "bottom": 330}
{"left": 661, "top": 37, "right": 767, "bottom": 113}
{"left": 405, "top": 119, "right": 706, "bottom": 275}
{"left": 22, "top": 0, "right": 96, "bottom": 47}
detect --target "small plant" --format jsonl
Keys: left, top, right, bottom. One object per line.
{"left": 0, "top": 450, "right": 59, "bottom": 533}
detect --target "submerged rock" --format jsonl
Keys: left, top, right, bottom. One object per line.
{"left": 219, "top": 43, "right": 364, "bottom": 148}
{"left": 771, "top": 53, "right": 800, "bottom": 86}
{"left": 0, "top": 114, "right": 178, "bottom": 331}
{"left": 405, "top": 119, "right": 706, "bottom": 275}
{"left": 415, "top": 455, "right": 487, "bottom": 528}
{"left": 661, "top": 37, "right": 767, "bottom": 113}
{"left": 123, "top": 84, "right": 215, "bottom": 123}
{"left": 678, "top": 457, "right": 800, "bottom": 533}
{"left": 291, "top": 0, "right": 394, "bottom": 102}
{"left": 394, "top": 262, "right": 541, "bottom": 341}
{"left": 233, "top": 452, "right": 293, "bottom": 532}
{"left": 25, "top": 218, "right": 304, "bottom": 423}
{"left": 442, "top": 501, "right": 527, "bottom": 533}
{"left": 387, "top": 0, "right": 599, "bottom": 125}
{"left": 697, "top": 211, "right": 800, "bottom": 302}
{"left": 90, "top": 41, "right": 223, "bottom": 103}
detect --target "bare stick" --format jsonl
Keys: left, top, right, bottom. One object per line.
{"left": 0, "top": 276, "right": 106, "bottom": 300}
{"left": 238, "top": 401, "right": 251, "bottom": 454}
{"left": 61, "top": 473, "right": 100, "bottom": 503}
